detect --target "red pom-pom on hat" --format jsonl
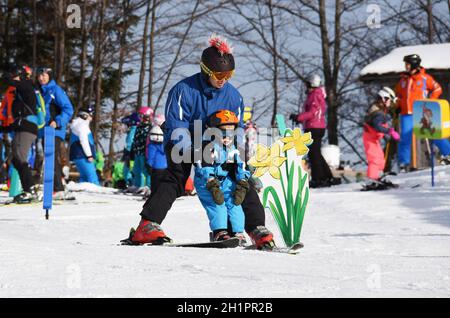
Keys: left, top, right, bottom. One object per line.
{"left": 208, "top": 34, "right": 233, "bottom": 55}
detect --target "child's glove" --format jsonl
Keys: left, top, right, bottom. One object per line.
{"left": 233, "top": 179, "right": 250, "bottom": 205}
{"left": 389, "top": 128, "right": 400, "bottom": 141}
{"left": 206, "top": 178, "right": 224, "bottom": 205}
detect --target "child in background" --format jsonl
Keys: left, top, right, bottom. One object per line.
{"left": 194, "top": 110, "right": 250, "bottom": 243}
{"left": 121, "top": 112, "right": 140, "bottom": 187}
{"left": 69, "top": 106, "right": 99, "bottom": 185}
{"left": 362, "top": 87, "right": 400, "bottom": 190}
{"left": 131, "top": 107, "right": 153, "bottom": 188}
{"left": 145, "top": 123, "right": 167, "bottom": 199}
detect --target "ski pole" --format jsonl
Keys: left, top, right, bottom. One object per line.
{"left": 430, "top": 140, "right": 434, "bottom": 187}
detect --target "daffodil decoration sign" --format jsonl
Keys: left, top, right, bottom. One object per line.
{"left": 248, "top": 128, "right": 313, "bottom": 247}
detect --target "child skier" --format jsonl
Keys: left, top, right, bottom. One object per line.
{"left": 121, "top": 112, "right": 140, "bottom": 187}
{"left": 131, "top": 107, "right": 154, "bottom": 188}
{"left": 194, "top": 110, "right": 250, "bottom": 242}
{"left": 145, "top": 124, "right": 167, "bottom": 199}
{"left": 69, "top": 106, "right": 99, "bottom": 185}
{"left": 362, "top": 87, "right": 400, "bottom": 190}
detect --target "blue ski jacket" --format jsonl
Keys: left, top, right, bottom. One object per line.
{"left": 146, "top": 142, "right": 167, "bottom": 170}
{"left": 163, "top": 73, "right": 245, "bottom": 149}
{"left": 38, "top": 80, "right": 74, "bottom": 140}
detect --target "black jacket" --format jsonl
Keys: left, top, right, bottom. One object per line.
{"left": 8, "top": 79, "right": 38, "bottom": 135}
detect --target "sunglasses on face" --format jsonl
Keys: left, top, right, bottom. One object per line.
{"left": 200, "top": 62, "right": 234, "bottom": 81}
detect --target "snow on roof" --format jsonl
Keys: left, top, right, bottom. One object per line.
{"left": 360, "top": 43, "right": 450, "bottom": 76}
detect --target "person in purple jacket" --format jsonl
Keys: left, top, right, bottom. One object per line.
{"left": 290, "top": 74, "right": 341, "bottom": 188}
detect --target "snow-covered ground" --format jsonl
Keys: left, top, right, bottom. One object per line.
{"left": 1, "top": 167, "right": 449, "bottom": 298}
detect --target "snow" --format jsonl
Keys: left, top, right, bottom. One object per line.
{"left": 360, "top": 43, "right": 450, "bottom": 76}
{"left": 1, "top": 167, "right": 450, "bottom": 297}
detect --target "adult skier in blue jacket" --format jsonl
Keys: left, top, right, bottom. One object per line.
{"left": 36, "top": 67, "right": 74, "bottom": 197}
{"left": 130, "top": 34, "right": 275, "bottom": 250}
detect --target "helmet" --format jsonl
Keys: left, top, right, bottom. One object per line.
{"left": 377, "top": 87, "right": 397, "bottom": 103}
{"left": 149, "top": 125, "right": 164, "bottom": 143}
{"left": 207, "top": 110, "right": 239, "bottom": 128}
{"left": 201, "top": 34, "right": 235, "bottom": 75}
{"left": 403, "top": 54, "right": 421, "bottom": 70}
{"left": 36, "top": 66, "right": 53, "bottom": 80}
{"left": 6, "top": 64, "right": 26, "bottom": 80}
{"left": 153, "top": 114, "right": 165, "bottom": 126}
{"left": 138, "top": 106, "right": 154, "bottom": 118}
{"left": 79, "top": 105, "right": 95, "bottom": 118}
{"left": 121, "top": 112, "right": 140, "bottom": 126}
{"left": 307, "top": 74, "right": 321, "bottom": 88}
{"left": 243, "top": 106, "right": 253, "bottom": 122}
{"left": 22, "top": 65, "right": 32, "bottom": 78}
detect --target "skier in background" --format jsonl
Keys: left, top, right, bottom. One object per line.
{"left": 36, "top": 67, "right": 74, "bottom": 199}
{"left": 362, "top": 87, "right": 400, "bottom": 191}
{"left": 131, "top": 107, "right": 153, "bottom": 189}
{"left": 395, "top": 54, "right": 450, "bottom": 170}
{"left": 145, "top": 122, "right": 167, "bottom": 199}
{"left": 69, "top": 105, "right": 99, "bottom": 185}
{"left": 243, "top": 106, "right": 257, "bottom": 164}
{"left": 121, "top": 112, "right": 140, "bottom": 187}
{"left": 194, "top": 110, "right": 250, "bottom": 243}
{"left": 1, "top": 65, "right": 39, "bottom": 202}
{"left": 290, "top": 74, "right": 341, "bottom": 188}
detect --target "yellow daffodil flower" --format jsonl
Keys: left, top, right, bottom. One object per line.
{"left": 248, "top": 143, "right": 286, "bottom": 179}
{"left": 281, "top": 129, "right": 313, "bottom": 156}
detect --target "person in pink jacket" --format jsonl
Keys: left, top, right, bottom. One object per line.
{"left": 362, "top": 87, "right": 400, "bottom": 191}
{"left": 290, "top": 74, "right": 341, "bottom": 188}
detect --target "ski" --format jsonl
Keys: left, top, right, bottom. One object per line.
{"left": 243, "top": 242, "right": 304, "bottom": 254}
{"left": 120, "top": 228, "right": 240, "bottom": 249}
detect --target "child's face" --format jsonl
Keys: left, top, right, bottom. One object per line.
{"left": 220, "top": 124, "right": 235, "bottom": 146}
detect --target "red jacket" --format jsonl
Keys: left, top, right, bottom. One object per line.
{"left": 0, "top": 86, "right": 16, "bottom": 127}
{"left": 395, "top": 68, "right": 442, "bottom": 115}
{"left": 296, "top": 87, "right": 327, "bottom": 129}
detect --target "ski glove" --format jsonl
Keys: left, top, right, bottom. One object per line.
{"left": 233, "top": 179, "right": 250, "bottom": 206}
{"left": 389, "top": 128, "right": 400, "bottom": 141}
{"left": 289, "top": 113, "right": 299, "bottom": 123}
{"left": 206, "top": 178, "right": 224, "bottom": 205}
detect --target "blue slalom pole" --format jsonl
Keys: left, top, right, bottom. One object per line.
{"left": 43, "top": 127, "right": 55, "bottom": 219}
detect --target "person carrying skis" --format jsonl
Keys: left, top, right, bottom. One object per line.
{"left": 69, "top": 105, "right": 99, "bottom": 185}
{"left": 290, "top": 74, "right": 341, "bottom": 188}
{"left": 131, "top": 107, "right": 154, "bottom": 188}
{"left": 36, "top": 67, "right": 74, "bottom": 198}
{"left": 395, "top": 54, "right": 450, "bottom": 170}
{"left": 0, "top": 65, "right": 39, "bottom": 202}
{"left": 145, "top": 123, "right": 167, "bottom": 200}
{"left": 362, "top": 87, "right": 400, "bottom": 190}
{"left": 130, "top": 34, "right": 276, "bottom": 250}
{"left": 194, "top": 110, "right": 250, "bottom": 243}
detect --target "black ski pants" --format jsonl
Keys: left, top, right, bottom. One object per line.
{"left": 140, "top": 143, "right": 265, "bottom": 233}
{"left": 11, "top": 131, "right": 36, "bottom": 192}
{"left": 305, "top": 128, "right": 333, "bottom": 183}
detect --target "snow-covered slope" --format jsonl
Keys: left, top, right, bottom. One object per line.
{"left": 1, "top": 167, "right": 449, "bottom": 297}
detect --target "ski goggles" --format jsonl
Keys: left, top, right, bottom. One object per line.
{"left": 200, "top": 62, "right": 234, "bottom": 81}
{"left": 36, "top": 67, "right": 52, "bottom": 75}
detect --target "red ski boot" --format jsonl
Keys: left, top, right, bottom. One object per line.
{"left": 131, "top": 219, "right": 169, "bottom": 244}
{"left": 248, "top": 226, "right": 275, "bottom": 250}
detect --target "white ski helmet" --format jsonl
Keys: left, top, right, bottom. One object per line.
{"left": 149, "top": 125, "right": 164, "bottom": 143}
{"left": 377, "top": 86, "right": 397, "bottom": 103}
{"left": 308, "top": 74, "right": 322, "bottom": 88}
